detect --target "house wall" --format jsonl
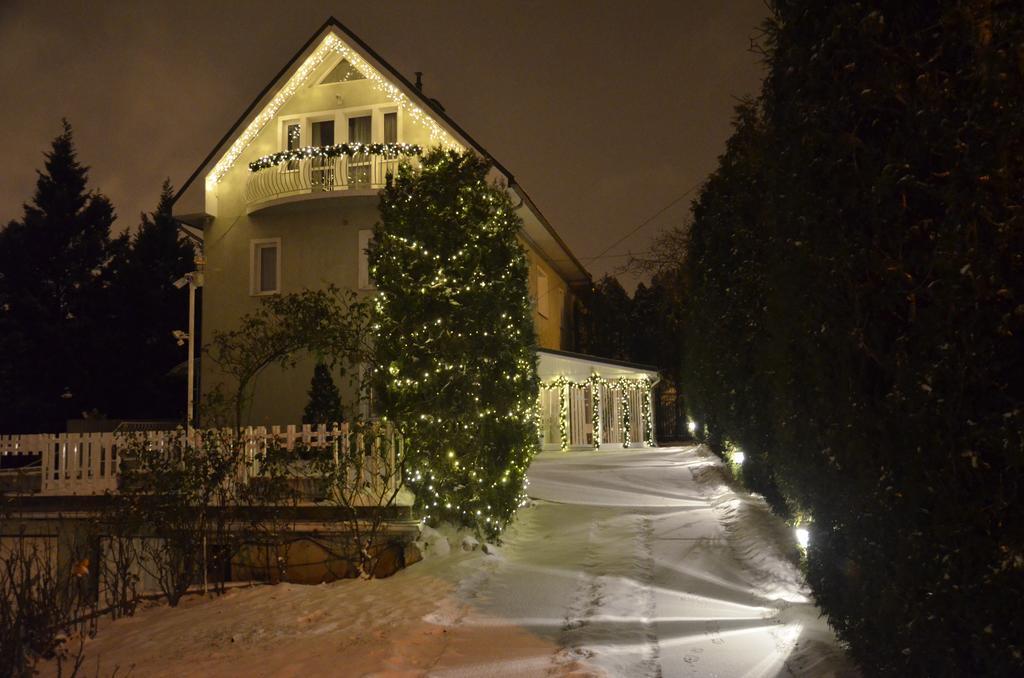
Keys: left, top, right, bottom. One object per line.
{"left": 200, "top": 198, "right": 378, "bottom": 426}
{"left": 199, "top": 52, "right": 579, "bottom": 426}
{"left": 521, "top": 238, "right": 573, "bottom": 351}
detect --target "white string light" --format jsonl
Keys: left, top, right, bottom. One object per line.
{"left": 541, "top": 375, "right": 654, "bottom": 450}
{"left": 206, "top": 32, "right": 462, "bottom": 190}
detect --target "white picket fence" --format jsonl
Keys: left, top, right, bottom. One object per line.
{"left": 0, "top": 423, "right": 404, "bottom": 499}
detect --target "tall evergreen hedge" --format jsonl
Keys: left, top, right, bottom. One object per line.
{"left": 683, "top": 2, "right": 1023, "bottom": 674}
{"left": 370, "top": 149, "right": 539, "bottom": 539}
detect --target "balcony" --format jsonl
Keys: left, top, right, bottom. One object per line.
{"left": 244, "top": 143, "right": 421, "bottom": 212}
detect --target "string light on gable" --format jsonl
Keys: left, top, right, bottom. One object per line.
{"left": 206, "top": 32, "right": 462, "bottom": 189}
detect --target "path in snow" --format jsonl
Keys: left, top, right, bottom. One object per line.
{"left": 46, "top": 445, "right": 856, "bottom": 677}
{"left": 440, "top": 445, "right": 855, "bottom": 677}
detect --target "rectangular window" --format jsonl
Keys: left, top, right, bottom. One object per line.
{"left": 358, "top": 229, "right": 375, "bottom": 290}
{"left": 251, "top": 239, "right": 281, "bottom": 295}
{"left": 348, "top": 115, "right": 372, "bottom": 187}
{"left": 312, "top": 120, "right": 334, "bottom": 146}
{"left": 383, "top": 112, "right": 397, "bottom": 143}
{"left": 284, "top": 122, "right": 301, "bottom": 171}
{"left": 311, "top": 120, "right": 335, "bottom": 191}
{"left": 285, "top": 122, "right": 301, "bottom": 149}
{"left": 348, "top": 115, "right": 371, "bottom": 144}
{"left": 537, "top": 268, "right": 549, "bottom": 318}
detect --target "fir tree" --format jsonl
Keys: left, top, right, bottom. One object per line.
{"left": 0, "top": 121, "right": 115, "bottom": 432}
{"left": 576, "top": 276, "right": 633, "bottom": 361}
{"left": 302, "top": 362, "right": 344, "bottom": 425}
{"left": 370, "top": 149, "right": 539, "bottom": 538}
{"left": 105, "top": 181, "right": 195, "bottom": 419}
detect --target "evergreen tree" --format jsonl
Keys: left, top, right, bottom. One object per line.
{"left": 302, "top": 362, "right": 344, "bottom": 425}
{"left": 0, "top": 121, "right": 115, "bottom": 432}
{"left": 575, "top": 275, "right": 633, "bottom": 360}
{"left": 370, "top": 149, "right": 539, "bottom": 538}
{"left": 683, "top": 2, "right": 1024, "bottom": 673}
{"left": 631, "top": 270, "right": 688, "bottom": 438}
{"left": 105, "top": 181, "right": 195, "bottom": 419}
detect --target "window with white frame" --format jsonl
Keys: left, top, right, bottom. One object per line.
{"left": 383, "top": 111, "right": 398, "bottom": 143}
{"left": 358, "top": 229, "right": 375, "bottom": 290}
{"left": 250, "top": 238, "right": 281, "bottom": 295}
{"left": 537, "top": 268, "right": 549, "bottom": 318}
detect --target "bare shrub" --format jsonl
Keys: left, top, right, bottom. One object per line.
{"left": 0, "top": 530, "right": 96, "bottom": 677}
{"left": 232, "top": 439, "right": 301, "bottom": 583}
{"left": 305, "top": 420, "right": 407, "bottom": 578}
{"left": 114, "top": 428, "right": 241, "bottom": 606}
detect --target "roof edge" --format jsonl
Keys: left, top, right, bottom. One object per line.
{"left": 513, "top": 183, "right": 591, "bottom": 284}
{"left": 172, "top": 16, "right": 591, "bottom": 287}
{"left": 173, "top": 17, "right": 338, "bottom": 205}
{"left": 537, "top": 347, "right": 661, "bottom": 375}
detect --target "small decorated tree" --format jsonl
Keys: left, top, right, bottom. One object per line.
{"left": 370, "top": 149, "right": 539, "bottom": 538}
{"left": 302, "top": 362, "right": 344, "bottom": 425}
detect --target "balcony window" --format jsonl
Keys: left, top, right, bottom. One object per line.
{"left": 251, "top": 239, "right": 281, "bottom": 295}
{"left": 311, "top": 120, "right": 335, "bottom": 191}
{"left": 312, "top": 120, "right": 335, "bottom": 146}
{"left": 348, "top": 115, "right": 371, "bottom": 143}
{"left": 384, "top": 112, "right": 397, "bottom": 144}
{"left": 284, "top": 122, "right": 301, "bottom": 171}
{"left": 348, "top": 115, "right": 372, "bottom": 187}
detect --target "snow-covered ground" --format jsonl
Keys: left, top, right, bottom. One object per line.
{"left": 45, "top": 445, "right": 856, "bottom": 677}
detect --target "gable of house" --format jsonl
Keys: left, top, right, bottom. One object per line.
{"left": 170, "top": 18, "right": 598, "bottom": 426}
{"left": 173, "top": 18, "right": 589, "bottom": 293}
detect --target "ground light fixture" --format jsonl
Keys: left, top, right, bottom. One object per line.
{"left": 733, "top": 451, "right": 746, "bottom": 465}
{"left": 795, "top": 527, "right": 810, "bottom": 550}
{"left": 687, "top": 419, "right": 698, "bottom": 433}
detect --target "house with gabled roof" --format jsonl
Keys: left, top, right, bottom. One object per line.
{"left": 171, "top": 17, "right": 659, "bottom": 451}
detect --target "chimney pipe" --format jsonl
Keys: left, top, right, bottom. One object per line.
{"left": 414, "top": 71, "right": 423, "bottom": 91}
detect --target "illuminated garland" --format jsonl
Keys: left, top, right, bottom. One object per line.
{"left": 618, "top": 378, "right": 632, "bottom": 448}
{"left": 558, "top": 383, "right": 568, "bottom": 452}
{"left": 206, "top": 32, "right": 461, "bottom": 189}
{"left": 538, "top": 375, "right": 654, "bottom": 450}
{"left": 540, "top": 377, "right": 570, "bottom": 451}
{"left": 248, "top": 142, "right": 422, "bottom": 172}
{"left": 640, "top": 379, "right": 654, "bottom": 447}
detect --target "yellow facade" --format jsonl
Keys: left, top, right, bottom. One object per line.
{"left": 175, "top": 24, "right": 589, "bottom": 426}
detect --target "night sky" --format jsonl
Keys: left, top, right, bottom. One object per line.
{"left": 0, "top": 0, "right": 766, "bottom": 288}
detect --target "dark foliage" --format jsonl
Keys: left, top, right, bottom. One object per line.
{"left": 0, "top": 121, "right": 115, "bottom": 432}
{"left": 574, "top": 275, "right": 633, "bottom": 361}
{"left": 682, "top": 2, "right": 1024, "bottom": 674}
{"left": 303, "top": 362, "right": 345, "bottom": 425}
{"left": 105, "top": 181, "right": 196, "bottom": 420}
{"left": 0, "top": 124, "right": 195, "bottom": 432}
{"left": 630, "top": 270, "right": 689, "bottom": 439}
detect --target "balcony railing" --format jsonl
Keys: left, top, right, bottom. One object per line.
{"left": 244, "top": 145, "right": 420, "bottom": 209}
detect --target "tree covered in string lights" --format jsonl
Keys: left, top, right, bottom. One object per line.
{"left": 369, "top": 149, "right": 539, "bottom": 539}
